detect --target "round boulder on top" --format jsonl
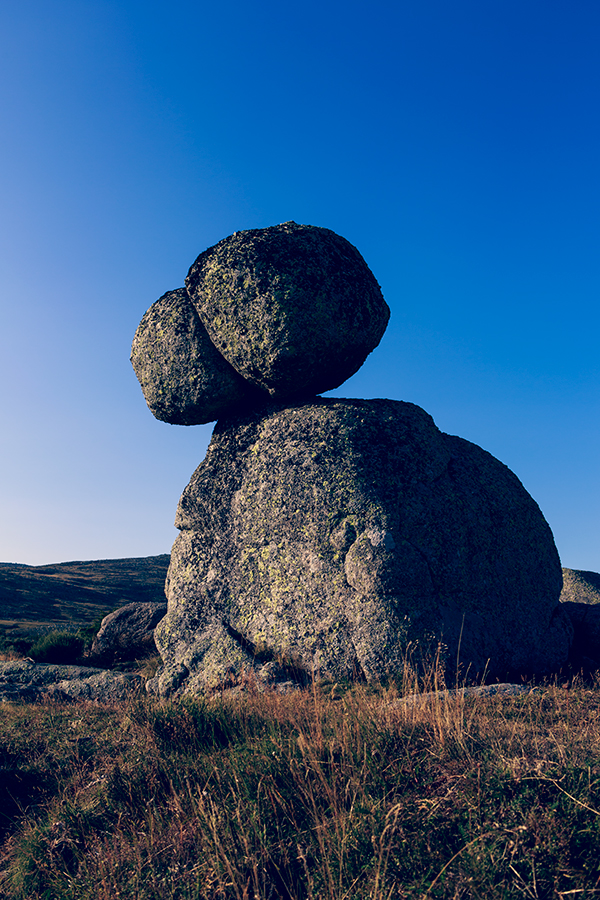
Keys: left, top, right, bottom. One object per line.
{"left": 131, "top": 288, "right": 259, "bottom": 425}
{"left": 185, "top": 221, "right": 390, "bottom": 399}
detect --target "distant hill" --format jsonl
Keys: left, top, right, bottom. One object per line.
{"left": 0, "top": 555, "right": 170, "bottom": 634}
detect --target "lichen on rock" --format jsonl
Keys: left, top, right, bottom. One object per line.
{"left": 130, "top": 221, "right": 571, "bottom": 696}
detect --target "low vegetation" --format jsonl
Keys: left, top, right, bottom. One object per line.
{"left": 27, "top": 631, "right": 86, "bottom": 665}
{"left": 1, "top": 660, "right": 600, "bottom": 899}
{"left": 0, "top": 619, "right": 109, "bottom": 665}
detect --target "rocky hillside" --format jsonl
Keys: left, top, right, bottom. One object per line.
{"left": 0, "top": 556, "right": 170, "bottom": 635}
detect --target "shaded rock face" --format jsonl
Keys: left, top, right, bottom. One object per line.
{"left": 561, "top": 602, "right": 600, "bottom": 670}
{"left": 185, "top": 222, "right": 390, "bottom": 399}
{"left": 89, "top": 601, "right": 167, "bottom": 665}
{"left": 131, "top": 289, "right": 259, "bottom": 425}
{"left": 560, "top": 569, "right": 600, "bottom": 670}
{"left": 149, "top": 399, "right": 570, "bottom": 696}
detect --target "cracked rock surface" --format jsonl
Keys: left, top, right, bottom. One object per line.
{"left": 148, "top": 399, "right": 571, "bottom": 696}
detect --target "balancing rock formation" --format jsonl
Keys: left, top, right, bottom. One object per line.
{"left": 132, "top": 222, "right": 572, "bottom": 695}
{"left": 132, "top": 222, "right": 389, "bottom": 423}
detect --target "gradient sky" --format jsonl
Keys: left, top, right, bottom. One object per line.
{"left": 1, "top": 0, "right": 598, "bottom": 570}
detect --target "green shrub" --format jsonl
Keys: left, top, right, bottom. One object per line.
{"left": 0, "top": 629, "right": 34, "bottom": 657}
{"left": 29, "top": 631, "right": 84, "bottom": 664}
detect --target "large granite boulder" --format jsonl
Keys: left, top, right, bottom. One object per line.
{"left": 185, "top": 222, "right": 390, "bottom": 399}
{"left": 148, "top": 399, "right": 571, "bottom": 696}
{"left": 131, "top": 288, "right": 258, "bottom": 425}
{"left": 89, "top": 601, "right": 167, "bottom": 665}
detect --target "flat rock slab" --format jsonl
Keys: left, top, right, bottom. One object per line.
{"left": 0, "top": 661, "right": 142, "bottom": 702}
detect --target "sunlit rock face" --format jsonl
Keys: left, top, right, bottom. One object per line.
{"left": 148, "top": 399, "right": 571, "bottom": 696}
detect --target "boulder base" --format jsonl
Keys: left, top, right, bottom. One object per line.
{"left": 149, "top": 399, "right": 571, "bottom": 696}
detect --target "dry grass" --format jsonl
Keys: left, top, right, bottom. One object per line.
{"left": 1, "top": 664, "right": 600, "bottom": 899}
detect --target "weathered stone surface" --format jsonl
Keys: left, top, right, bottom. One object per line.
{"left": 560, "top": 568, "right": 600, "bottom": 605}
{"left": 0, "top": 661, "right": 142, "bottom": 702}
{"left": 131, "top": 288, "right": 259, "bottom": 424}
{"left": 185, "top": 222, "right": 390, "bottom": 399}
{"left": 89, "top": 601, "right": 167, "bottom": 665}
{"left": 148, "top": 399, "right": 570, "bottom": 696}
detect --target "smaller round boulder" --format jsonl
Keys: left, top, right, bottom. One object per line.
{"left": 90, "top": 601, "right": 167, "bottom": 665}
{"left": 131, "top": 289, "right": 259, "bottom": 425}
{"left": 185, "top": 222, "right": 390, "bottom": 398}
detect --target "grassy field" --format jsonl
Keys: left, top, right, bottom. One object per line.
{"left": 1, "top": 661, "right": 600, "bottom": 900}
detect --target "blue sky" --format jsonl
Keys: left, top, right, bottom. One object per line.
{"left": 1, "top": 0, "right": 598, "bottom": 570}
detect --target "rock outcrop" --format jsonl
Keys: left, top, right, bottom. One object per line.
{"left": 89, "top": 601, "right": 167, "bottom": 665}
{"left": 0, "top": 661, "right": 142, "bottom": 702}
{"left": 147, "top": 399, "right": 571, "bottom": 696}
{"left": 132, "top": 221, "right": 572, "bottom": 696}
